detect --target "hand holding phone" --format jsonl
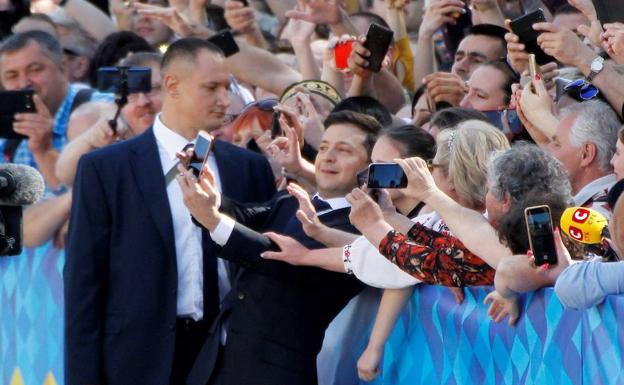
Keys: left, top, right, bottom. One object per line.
{"left": 525, "top": 205, "right": 558, "bottom": 266}
{"left": 509, "top": 9, "right": 556, "bottom": 65}
{"left": 0, "top": 90, "right": 35, "bottom": 139}
{"left": 362, "top": 23, "right": 394, "bottom": 73}
{"left": 367, "top": 163, "right": 408, "bottom": 189}
{"left": 189, "top": 131, "right": 215, "bottom": 177}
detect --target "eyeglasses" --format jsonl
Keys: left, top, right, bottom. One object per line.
{"left": 563, "top": 79, "right": 600, "bottom": 101}
{"left": 426, "top": 159, "right": 442, "bottom": 170}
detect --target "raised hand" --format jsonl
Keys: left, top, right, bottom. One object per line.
{"left": 484, "top": 290, "right": 520, "bottom": 325}
{"left": 14, "top": 94, "right": 54, "bottom": 155}
{"left": 261, "top": 232, "right": 313, "bottom": 265}
{"left": 534, "top": 22, "right": 595, "bottom": 68}
{"left": 287, "top": 183, "right": 330, "bottom": 240}
{"left": 134, "top": 2, "right": 211, "bottom": 38}
{"left": 346, "top": 188, "right": 386, "bottom": 235}
{"left": 395, "top": 157, "right": 439, "bottom": 202}
{"left": 224, "top": 0, "right": 257, "bottom": 34}
{"left": 284, "top": 0, "right": 344, "bottom": 26}
{"left": 176, "top": 163, "right": 223, "bottom": 230}
{"left": 423, "top": 72, "right": 466, "bottom": 107}
{"left": 419, "top": 0, "right": 466, "bottom": 39}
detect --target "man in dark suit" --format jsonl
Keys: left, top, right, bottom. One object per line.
{"left": 64, "top": 38, "right": 276, "bottom": 385}
{"left": 177, "top": 111, "right": 381, "bottom": 385}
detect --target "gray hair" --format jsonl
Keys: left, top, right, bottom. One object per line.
{"left": 488, "top": 142, "right": 573, "bottom": 203}
{"left": 559, "top": 99, "right": 621, "bottom": 172}
{"left": 0, "top": 30, "right": 63, "bottom": 65}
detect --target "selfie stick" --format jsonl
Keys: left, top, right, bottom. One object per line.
{"left": 108, "top": 66, "right": 130, "bottom": 134}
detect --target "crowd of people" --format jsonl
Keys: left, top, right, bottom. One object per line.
{"left": 1, "top": 0, "right": 624, "bottom": 384}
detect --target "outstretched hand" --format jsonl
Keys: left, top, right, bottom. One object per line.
{"left": 261, "top": 232, "right": 312, "bottom": 265}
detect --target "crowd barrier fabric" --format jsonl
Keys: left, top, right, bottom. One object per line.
{"left": 1, "top": 244, "right": 623, "bottom": 385}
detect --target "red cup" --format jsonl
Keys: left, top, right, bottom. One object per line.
{"left": 334, "top": 40, "right": 354, "bottom": 70}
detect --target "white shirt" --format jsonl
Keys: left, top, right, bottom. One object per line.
{"left": 573, "top": 174, "right": 616, "bottom": 219}
{"left": 153, "top": 115, "right": 231, "bottom": 321}
{"left": 342, "top": 212, "right": 451, "bottom": 289}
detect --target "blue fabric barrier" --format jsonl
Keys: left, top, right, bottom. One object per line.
{"left": 1, "top": 245, "right": 623, "bottom": 385}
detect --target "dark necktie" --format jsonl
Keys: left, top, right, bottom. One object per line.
{"left": 312, "top": 196, "right": 332, "bottom": 212}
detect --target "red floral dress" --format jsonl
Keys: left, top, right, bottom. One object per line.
{"left": 378, "top": 222, "right": 495, "bottom": 287}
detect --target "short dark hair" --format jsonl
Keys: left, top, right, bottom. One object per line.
{"left": 481, "top": 60, "right": 519, "bottom": 104}
{"left": 332, "top": 96, "right": 392, "bottom": 126}
{"left": 468, "top": 23, "right": 508, "bottom": 57}
{"left": 429, "top": 107, "right": 489, "bottom": 131}
{"left": 324, "top": 111, "right": 382, "bottom": 157}
{"left": 161, "top": 38, "right": 224, "bottom": 73}
{"left": 0, "top": 30, "right": 63, "bottom": 65}
{"left": 381, "top": 125, "right": 436, "bottom": 160}
{"left": 89, "top": 31, "right": 154, "bottom": 85}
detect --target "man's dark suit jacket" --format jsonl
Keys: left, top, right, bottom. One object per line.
{"left": 64, "top": 129, "right": 276, "bottom": 385}
{"left": 188, "top": 191, "right": 365, "bottom": 385}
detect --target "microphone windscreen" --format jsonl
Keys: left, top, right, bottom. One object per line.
{"left": 560, "top": 207, "right": 608, "bottom": 244}
{"left": 0, "top": 164, "right": 45, "bottom": 205}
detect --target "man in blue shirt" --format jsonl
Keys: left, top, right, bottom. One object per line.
{"left": 0, "top": 30, "right": 110, "bottom": 190}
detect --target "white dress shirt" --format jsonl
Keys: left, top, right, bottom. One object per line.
{"left": 153, "top": 115, "right": 231, "bottom": 321}
{"left": 573, "top": 174, "right": 616, "bottom": 219}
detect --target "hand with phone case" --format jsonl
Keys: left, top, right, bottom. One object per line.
{"left": 362, "top": 23, "right": 394, "bottom": 73}
{"left": 517, "top": 76, "right": 558, "bottom": 145}
{"left": 419, "top": 0, "right": 467, "bottom": 40}
{"left": 533, "top": 21, "right": 595, "bottom": 68}
{"left": 12, "top": 93, "right": 55, "bottom": 154}
{"left": 345, "top": 188, "right": 389, "bottom": 239}
{"left": 224, "top": 0, "right": 255, "bottom": 34}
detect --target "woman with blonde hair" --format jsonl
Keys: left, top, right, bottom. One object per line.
{"left": 263, "top": 120, "right": 510, "bottom": 381}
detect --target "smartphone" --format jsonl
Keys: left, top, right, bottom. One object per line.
{"left": 509, "top": 9, "right": 556, "bottom": 65}
{"left": 97, "top": 66, "right": 152, "bottom": 94}
{"left": 528, "top": 53, "right": 539, "bottom": 93}
{"left": 524, "top": 205, "right": 558, "bottom": 266}
{"left": 482, "top": 109, "right": 523, "bottom": 135}
{"left": 357, "top": 168, "right": 381, "bottom": 202}
{"left": 270, "top": 111, "right": 282, "bottom": 139}
{"left": 208, "top": 29, "right": 240, "bottom": 58}
{"left": 367, "top": 163, "right": 407, "bottom": 189}
{"left": 189, "top": 131, "right": 215, "bottom": 176}
{"left": 443, "top": 1, "right": 472, "bottom": 56}
{"left": 363, "top": 23, "right": 394, "bottom": 73}
{"left": 0, "top": 89, "right": 35, "bottom": 139}
{"left": 592, "top": 0, "right": 624, "bottom": 25}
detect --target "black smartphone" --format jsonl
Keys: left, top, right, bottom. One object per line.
{"left": 0, "top": 89, "right": 35, "bottom": 139}
{"left": 97, "top": 66, "right": 152, "bottom": 94}
{"left": 482, "top": 109, "right": 523, "bottom": 135}
{"left": 270, "top": 111, "right": 282, "bottom": 139}
{"left": 189, "top": 131, "right": 215, "bottom": 177}
{"left": 443, "top": 1, "right": 472, "bottom": 56}
{"left": 367, "top": 163, "right": 407, "bottom": 189}
{"left": 363, "top": 23, "right": 394, "bottom": 73}
{"left": 592, "top": 0, "right": 624, "bottom": 25}
{"left": 509, "top": 9, "right": 556, "bottom": 65}
{"left": 524, "top": 205, "right": 558, "bottom": 266}
{"left": 208, "top": 29, "right": 240, "bottom": 57}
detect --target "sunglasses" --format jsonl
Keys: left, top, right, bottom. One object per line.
{"left": 563, "top": 79, "right": 599, "bottom": 101}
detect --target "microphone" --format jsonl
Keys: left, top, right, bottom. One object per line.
{"left": 0, "top": 163, "right": 45, "bottom": 206}
{"left": 559, "top": 207, "right": 609, "bottom": 244}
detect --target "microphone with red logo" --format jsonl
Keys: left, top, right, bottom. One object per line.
{"left": 559, "top": 207, "right": 609, "bottom": 244}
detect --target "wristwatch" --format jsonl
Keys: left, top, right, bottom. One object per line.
{"left": 587, "top": 56, "right": 605, "bottom": 83}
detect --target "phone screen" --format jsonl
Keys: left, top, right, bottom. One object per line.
{"left": 482, "top": 109, "right": 523, "bottom": 135}
{"left": 525, "top": 206, "right": 558, "bottom": 266}
{"left": 97, "top": 67, "right": 152, "bottom": 94}
{"left": 190, "top": 132, "right": 214, "bottom": 176}
{"left": 270, "top": 111, "right": 282, "bottom": 139}
{"left": 0, "top": 90, "right": 35, "bottom": 139}
{"left": 367, "top": 163, "right": 407, "bottom": 189}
